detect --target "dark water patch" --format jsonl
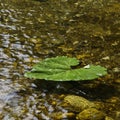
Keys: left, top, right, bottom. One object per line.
{"left": 33, "top": 80, "right": 117, "bottom": 100}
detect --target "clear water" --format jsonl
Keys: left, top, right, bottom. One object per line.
{"left": 0, "top": 0, "right": 120, "bottom": 119}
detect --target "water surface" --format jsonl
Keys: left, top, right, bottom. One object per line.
{"left": 0, "top": 0, "right": 120, "bottom": 119}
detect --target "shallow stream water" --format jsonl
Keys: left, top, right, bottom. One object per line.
{"left": 0, "top": 0, "right": 120, "bottom": 119}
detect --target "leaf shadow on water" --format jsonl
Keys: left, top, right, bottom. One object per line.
{"left": 33, "top": 79, "right": 117, "bottom": 100}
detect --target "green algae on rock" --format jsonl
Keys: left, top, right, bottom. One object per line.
{"left": 76, "top": 108, "right": 105, "bottom": 120}
{"left": 63, "top": 95, "right": 96, "bottom": 112}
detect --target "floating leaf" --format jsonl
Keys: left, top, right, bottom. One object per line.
{"left": 24, "top": 56, "right": 107, "bottom": 81}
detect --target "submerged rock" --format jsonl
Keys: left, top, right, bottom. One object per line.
{"left": 63, "top": 95, "right": 96, "bottom": 112}
{"left": 76, "top": 108, "right": 105, "bottom": 120}
{"left": 105, "top": 116, "right": 114, "bottom": 120}
{"left": 63, "top": 95, "right": 107, "bottom": 120}
{"left": 49, "top": 112, "right": 75, "bottom": 120}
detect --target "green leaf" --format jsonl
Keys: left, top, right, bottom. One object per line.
{"left": 24, "top": 56, "right": 107, "bottom": 81}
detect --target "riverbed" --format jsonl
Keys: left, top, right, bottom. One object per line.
{"left": 0, "top": 0, "right": 120, "bottom": 119}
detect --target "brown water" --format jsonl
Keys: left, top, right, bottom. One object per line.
{"left": 0, "top": 0, "right": 120, "bottom": 119}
